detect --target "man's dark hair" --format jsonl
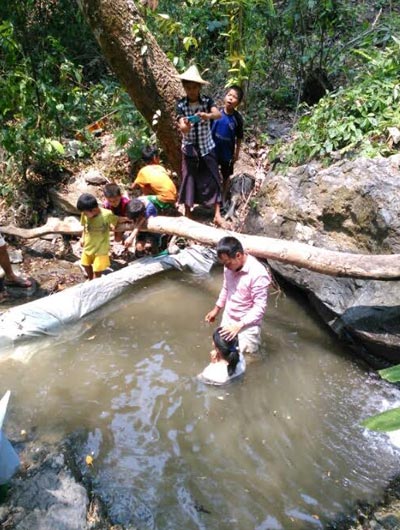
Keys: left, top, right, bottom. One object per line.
{"left": 126, "top": 199, "right": 146, "bottom": 220}
{"left": 76, "top": 193, "right": 98, "bottom": 212}
{"left": 216, "top": 236, "right": 243, "bottom": 258}
{"left": 142, "top": 145, "right": 159, "bottom": 162}
{"left": 227, "top": 84, "right": 244, "bottom": 103}
{"left": 103, "top": 183, "right": 122, "bottom": 198}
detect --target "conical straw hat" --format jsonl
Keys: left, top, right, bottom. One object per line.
{"left": 177, "top": 65, "right": 209, "bottom": 85}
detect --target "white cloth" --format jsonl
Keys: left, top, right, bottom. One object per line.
{"left": 198, "top": 353, "right": 246, "bottom": 385}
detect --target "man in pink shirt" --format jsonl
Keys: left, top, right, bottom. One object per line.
{"left": 205, "top": 236, "right": 271, "bottom": 354}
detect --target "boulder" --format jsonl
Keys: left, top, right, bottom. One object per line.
{"left": 246, "top": 154, "right": 400, "bottom": 363}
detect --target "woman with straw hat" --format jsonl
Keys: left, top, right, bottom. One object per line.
{"left": 176, "top": 65, "right": 225, "bottom": 227}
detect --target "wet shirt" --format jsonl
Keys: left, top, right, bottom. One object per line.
{"left": 216, "top": 254, "right": 271, "bottom": 327}
{"left": 176, "top": 95, "right": 216, "bottom": 157}
{"left": 199, "top": 353, "right": 246, "bottom": 385}
{"left": 212, "top": 109, "right": 243, "bottom": 162}
{"left": 134, "top": 165, "right": 177, "bottom": 203}
{"left": 80, "top": 208, "right": 118, "bottom": 256}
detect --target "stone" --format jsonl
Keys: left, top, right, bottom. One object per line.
{"left": 82, "top": 168, "right": 108, "bottom": 185}
{"left": 247, "top": 154, "right": 400, "bottom": 362}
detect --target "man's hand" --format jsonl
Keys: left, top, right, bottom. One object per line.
{"left": 205, "top": 306, "right": 220, "bottom": 323}
{"left": 220, "top": 322, "right": 243, "bottom": 341}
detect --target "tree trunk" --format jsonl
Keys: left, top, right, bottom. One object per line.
{"left": 3, "top": 216, "right": 400, "bottom": 280}
{"left": 76, "top": 0, "right": 184, "bottom": 174}
{"left": 145, "top": 216, "right": 400, "bottom": 280}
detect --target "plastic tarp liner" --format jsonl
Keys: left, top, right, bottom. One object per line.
{"left": 0, "top": 245, "right": 217, "bottom": 361}
{"left": 0, "top": 390, "right": 20, "bottom": 484}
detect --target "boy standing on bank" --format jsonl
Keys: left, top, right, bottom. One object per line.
{"left": 77, "top": 193, "right": 120, "bottom": 280}
{"left": 211, "top": 85, "right": 244, "bottom": 201}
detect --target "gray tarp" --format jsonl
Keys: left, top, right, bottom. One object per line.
{"left": 0, "top": 246, "right": 217, "bottom": 361}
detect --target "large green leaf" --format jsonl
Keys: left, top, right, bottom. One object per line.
{"left": 379, "top": 364, "right": 400, "bottom": 383}
{"left": 361, "top": 407, "right": 400, "bottom": 432}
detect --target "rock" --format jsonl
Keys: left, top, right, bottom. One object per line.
{"left": 8, "top": 250, "right": 23, "bottom": 264}
{"left": 49, "top": 175, "right": 104, "bottom": 215}
{"left": 1, "top": 452, "right": 88, "bottom": 530}
{"left": 247, "top": 154, "right": 400, "bottom": 362}
{"left": 82, "top": 168, "right": 108, "bottom": 185}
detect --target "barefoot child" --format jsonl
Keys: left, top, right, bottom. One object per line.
{"left": 77, "top": 193, "right": 120, "bottom": 280}
{"left": 198, "top": 327, "right": 246, "bottom": 385}
{"left": 212, "top": 85, "right": 244, "bottom": 202}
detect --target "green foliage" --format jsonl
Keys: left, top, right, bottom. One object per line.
{"left": 0, "top": 16, "right": 125, "bottom": 180}
{"left": 361, "top": 407, "right": 400, "bottom": 433}
{"left": 379, "top": 364, "right": 400, "bottom": 383}
{"left": 1, "top": 0, "right": 400, "bottom": 203}
{"left": 362, "top": 363, "right": 400, "bottom": 432}
{"left": 151, "top": 0, "right": 275, "bottom": 89}
{"left": 112, "top": 92, "right": 153, "bottom": 162}
{"left": 279, "top": 37, "right": 400, "bottom": 165}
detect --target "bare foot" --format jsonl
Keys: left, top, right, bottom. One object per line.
{"left": 213, "top": 216, "right": 229, "bottom": 228}
{"left": 4, "top": 276, "right": 32, "bottom": 288}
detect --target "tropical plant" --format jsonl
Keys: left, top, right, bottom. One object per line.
{"left": 274, "top": 36, "right": 400, "bottom": 166}
{"left": 362, "top": 364, "right": 400, "bottom": 432}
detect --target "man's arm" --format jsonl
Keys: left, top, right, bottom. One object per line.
{"left": 205, "top": 304, "right": 222, "bottom": 323}
{"left": 241, "top": 275, "right": 270, "bottom": 327}
{"left": 205, "top": 270, "right": 227, "bottom": 322}
{"left": 220, "top": 273, "right": 270, "bottom": 341}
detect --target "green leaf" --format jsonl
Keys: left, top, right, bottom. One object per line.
{"left": 45, "top": 139, "right": 64, "bottom": 154}
{"left": 379, "top": 364, "right": 400, "bottom": 383}
{"left": 361, "top": 407, "right": 400, "bottom": 432}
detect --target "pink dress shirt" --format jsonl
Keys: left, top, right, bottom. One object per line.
{"left": 216, "top": 254, "right": 271, "bottom": 327}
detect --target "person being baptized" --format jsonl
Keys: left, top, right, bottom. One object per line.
{"left": 198, "top": 327, "right": 246, "bottom": 385}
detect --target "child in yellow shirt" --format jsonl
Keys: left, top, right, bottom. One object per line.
{"left": 77, "top": 193, "right": 119, "bottom": 280}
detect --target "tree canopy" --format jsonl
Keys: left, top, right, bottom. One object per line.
{"left": 0, "top": 0, "right": 399, "bottom": 210}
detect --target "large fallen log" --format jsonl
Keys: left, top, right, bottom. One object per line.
{"left": 2, "top": 215, "right": 400, "bottom": 280}
{"left": 0, "top": 217, "right": 84, "bottom": 238}
{"left": 146, "top": 216, "right": 400, "bottom": 281}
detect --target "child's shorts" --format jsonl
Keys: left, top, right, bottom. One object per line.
{"left": 81, "top": 253, "right": 110, "bottom": 273}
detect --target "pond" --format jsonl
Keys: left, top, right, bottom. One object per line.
{"left": 1, "top": 269, "right": 400, "bottom": 529}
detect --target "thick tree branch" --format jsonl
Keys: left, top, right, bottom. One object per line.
{"left": 2, "top": 216, "right": 400, "bottom": 280}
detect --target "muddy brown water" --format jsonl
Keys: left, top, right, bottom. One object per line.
{"left": 1, "top": 269, "right": 400, "bottom": 529}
